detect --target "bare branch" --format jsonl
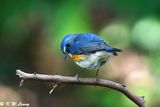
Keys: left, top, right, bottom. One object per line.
{"left": 16, "top": 69, "right": 147, "bottom": 107}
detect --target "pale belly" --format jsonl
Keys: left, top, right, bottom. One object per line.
{"left": 75, "top": 51, "right": 111, "bottom": 70}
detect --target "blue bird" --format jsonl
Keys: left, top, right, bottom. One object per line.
{"left": 61, "top": 33, "right": 121, "bottom": 77}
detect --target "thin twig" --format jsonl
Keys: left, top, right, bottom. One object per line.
{"left": 49, "top": 83, "right": 59, "bottom": 94}
{"left": 19, "top": 79, "right": 24, "bottom": 87}
{"left": 16, "top": 69, "right": 147, "bottom": 107}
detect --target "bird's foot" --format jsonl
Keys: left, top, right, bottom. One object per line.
{"left": 75, "top": 74, "right": 79, "bottom": 81}
{"left": 94, "top": 77, "right": 99, "bottom": 83}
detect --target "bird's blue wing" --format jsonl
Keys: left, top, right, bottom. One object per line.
{"left": 66, "top": 33, "right": 121, "bottom": 55}
{"left": 70, "top": 41, "right": 110, "bottom": 54}
{"left": 68, "top": 33, "right": 114, "bottom": 54}
{"left": 71, "top": 41, "right": 121, "bottom": 55}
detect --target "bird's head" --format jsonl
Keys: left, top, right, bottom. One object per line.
{"left": 61, "top": 34, "right": 78, "bottom": 59}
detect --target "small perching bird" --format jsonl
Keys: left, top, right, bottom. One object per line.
{"left": 61, "top": 33, "right": 121, "bottom": 77}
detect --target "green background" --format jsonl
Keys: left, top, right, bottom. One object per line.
{"left": 0, "top": 0, "right": 160, "bottom": 107}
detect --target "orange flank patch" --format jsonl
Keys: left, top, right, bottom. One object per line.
{"left": 70, "top": 54, "right": 85, "bottom": 61}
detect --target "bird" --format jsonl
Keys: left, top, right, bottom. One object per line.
{"left": 61, "top": 33, "right": 121, "bottom": 78}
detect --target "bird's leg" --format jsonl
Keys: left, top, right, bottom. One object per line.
{"left": 95, "top": 68, "right": 100, "bottom": 82}
{"left": 96, "top": 69, "right": 99, "bottom": 77}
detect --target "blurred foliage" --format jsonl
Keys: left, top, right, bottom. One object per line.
{"left": 132, "top": 16, "right": 160, "bottom": 51}
{"left": 0, "top": 0, "right": 160, "bottom": 107}
{"left": 100, "top": 21, "right": 130, "bottom": 48}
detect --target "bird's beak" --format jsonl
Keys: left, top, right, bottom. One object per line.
{"left": 64, "top": 52, "right": 69, "bottom": 60}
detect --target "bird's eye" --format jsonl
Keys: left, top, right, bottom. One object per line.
{"left": 66, "top": 44, "right": 70, "bottom": 47}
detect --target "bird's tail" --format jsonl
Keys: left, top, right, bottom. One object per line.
{"left": 105, "top": 47, "right": 122, "bottom": 56}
